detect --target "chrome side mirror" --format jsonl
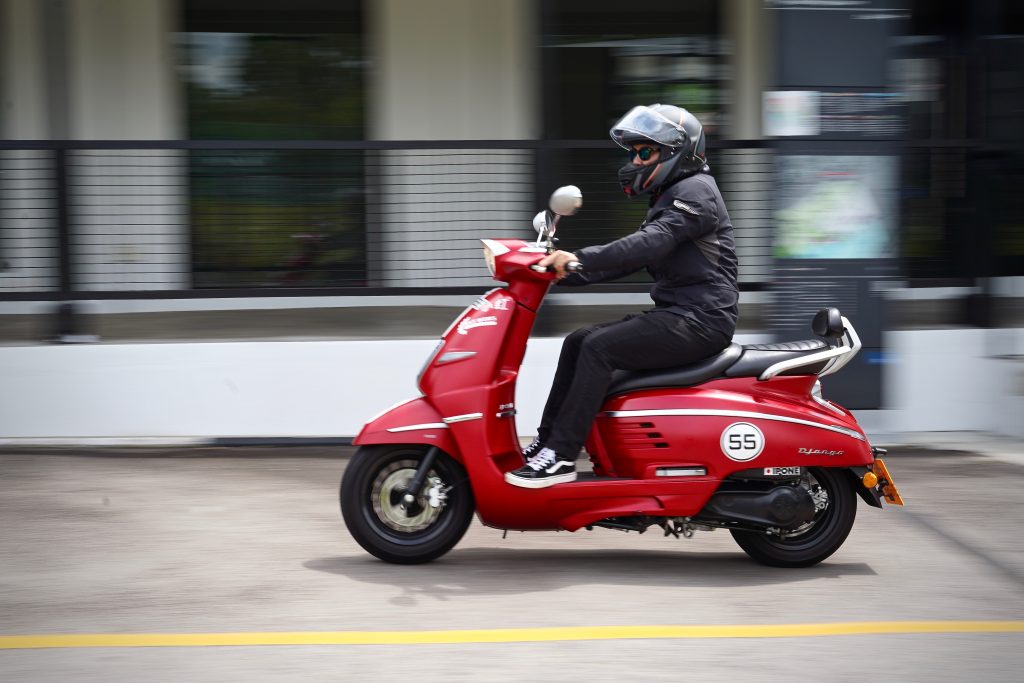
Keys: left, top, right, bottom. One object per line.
{"left": 549, "top": 185, "right": 582, "bottom": 217}
{"left": 532, "top": 210, "right": 549, "bottom": 237}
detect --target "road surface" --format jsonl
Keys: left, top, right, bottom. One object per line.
{"left": 1, "top": 446, "right": 1022, "bottom": 681}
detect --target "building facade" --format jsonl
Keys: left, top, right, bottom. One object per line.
{"left": 1, "top": 0, "right": 1022, "bottom": 441}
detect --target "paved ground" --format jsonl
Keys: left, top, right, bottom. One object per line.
{"left": 1, "top": 446, "right": 1022, "bottom": 681}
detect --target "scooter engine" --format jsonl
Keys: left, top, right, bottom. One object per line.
{"left": 697, "top": 485, "right": 818, "bottom": 530}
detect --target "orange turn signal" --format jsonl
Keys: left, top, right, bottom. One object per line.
{"left": 862, "top": 471, "right": 878, "bottom": 488}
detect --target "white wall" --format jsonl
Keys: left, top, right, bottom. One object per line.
{"left": 0, "top": 0, "right": 50, "bottom": 139}
{"left": 368, "top": 0, "right": 537, "bottom": 141}
{"left": 366, "top": 0, "right": 538, "bottom": 286}
{"left": 0, "top": 338, "right": 557, "bottom": 442}
{"left": 66, "top": 0, "right": 183, "bottom": 140}
{"left": 64, "top": 0, "right": 189, "bottom": 291}
{"left": 3, "top": 329, "right": 1021, "bottom": 444}
{"left": 0, "top": 1, "right": 59, "bottom": 294}
{"left": 881, "top": 328, "right": 1024, "bottom": 437}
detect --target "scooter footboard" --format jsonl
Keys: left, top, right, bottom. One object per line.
{"left": 474, "top": 477, "right": 721, "bottom": 532}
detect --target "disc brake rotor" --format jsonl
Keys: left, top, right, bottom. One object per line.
{"left": 371, "top": 459, "right": 443, "bottom": 533}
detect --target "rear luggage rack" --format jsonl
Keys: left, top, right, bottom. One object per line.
{"left": 759, "top": 315, "right": 862, "bottom": 381}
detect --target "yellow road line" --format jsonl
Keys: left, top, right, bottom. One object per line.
{"left": 1, "top": 621, "right": 1023, "bottom": 650}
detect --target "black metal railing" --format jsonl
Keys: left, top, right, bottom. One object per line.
{"left": 0, "top": 139, "right": 776, "bottom": 301}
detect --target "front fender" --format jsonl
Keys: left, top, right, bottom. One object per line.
{"left": 353, "top": 397, "right": 460, "bottom": 461}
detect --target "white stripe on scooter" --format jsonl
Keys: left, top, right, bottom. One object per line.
{"left": 386, "top": 412, "right": 484, "bottom": 432}
{"left": 386, "top": 423, "right": 448, "bottom": 433}
{"left": 604, "top": 409, "right": 866, "bottom": 441}
{"left": 442, "top": 413, "right": 484, "bottom": 424}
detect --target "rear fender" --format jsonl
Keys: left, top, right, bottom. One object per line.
{"left": 845, "top": 466, "right": 883, "bottom": 508}
{"left": 352, "top": 397, "right": 461, "bottom": 462}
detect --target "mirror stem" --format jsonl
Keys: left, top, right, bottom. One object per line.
{"left": 547, "top": 212, "right": 561, "bottom": 252}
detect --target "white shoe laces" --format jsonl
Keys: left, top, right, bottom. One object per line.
{"left": 525, "top": 447, "right": 558, "bottom": 472}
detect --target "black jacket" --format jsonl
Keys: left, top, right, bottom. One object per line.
{"left": 562, "top": 171, "right": 739, "bottom": 336}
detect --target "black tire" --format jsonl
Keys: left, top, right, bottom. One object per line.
{"left": 730, "top": 468, "right": 857, "bottom": 568}
{"left": 341, "top": 445, "right": 475, "bottom": 564}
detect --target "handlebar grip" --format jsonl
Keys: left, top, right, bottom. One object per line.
{"left": 530, "top": 261, "right": 583, "bottom": 273}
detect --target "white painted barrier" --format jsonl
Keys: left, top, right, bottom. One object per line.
{"left": 1, "top": 329, "right": 1021, "bottom": 444}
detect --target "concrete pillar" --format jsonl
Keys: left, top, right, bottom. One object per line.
{"left": 718, "top": 0, "right": 775, "bottom": 288}
{"left": 0, "top": 0, "right": 52, "bottom": 139}
{"left": 366, "top": 0, "right": 538, "bottom": 286}
{"left": 64, "top": 0, "right": 188, "bottom": 291}
{"left": 369, "top": 0, "right": 537, "bottom": 141}
{"left": 66, "top": 0, "right": 182, "bottom": 140}
{"left": 724, "top": 0, "right": 773, "bottom": 141}
{"left": 0, "top": 1, "right": 59, "bottom": 293}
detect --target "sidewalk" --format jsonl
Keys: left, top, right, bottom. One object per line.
{"left": 871, "top": 431, "right": 1024, "bottom": 467}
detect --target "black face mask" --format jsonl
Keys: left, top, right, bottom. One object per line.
{"left": 618, "top": 149, "right": 707, "bottom": 198}
{"left": 617, "top": 161, "right": 648, "bottom": 198}
{"left": 617, "top": 150, "right": 680, "bottom": 198}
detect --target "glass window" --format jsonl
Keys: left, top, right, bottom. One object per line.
{"left": 179, "top": 0, "right": 366, "bottom": 288}
{"left": 539, "top": 1, "right": 723, "bottom": 277}
{"left": 897, "top": 1, "right": 1024, "bottom": 280}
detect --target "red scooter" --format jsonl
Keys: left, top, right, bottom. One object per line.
{"left": 341, "top": 186, "right": 904, "bottom": 567}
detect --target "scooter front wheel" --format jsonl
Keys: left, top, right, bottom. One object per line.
{"left": 730, "top": 467, "right": 856, "bottom": 568}
{"left": 341, "top": 445, "right": 475, "bottom": 564}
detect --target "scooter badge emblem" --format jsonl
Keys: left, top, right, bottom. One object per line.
{"left": 721, "top": 422, "right": 765, "bottom": 462}
{"left": 470, "top": 297, "right": 510, "bottom": 312}
{"left": 457, "top": 315, "right": 498, "bottom": 335}
{"left": 798, "top": 447, "right": 844, "bottom": 457}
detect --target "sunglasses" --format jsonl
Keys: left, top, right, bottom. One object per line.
{"left": 629, "top": 146, "right": 659, "bottom": 161}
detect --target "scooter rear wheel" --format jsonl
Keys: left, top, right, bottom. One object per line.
{"left": 341, "top": 445, "right": 475, "bottom": 564}
{"left": 730, "top": 467, "right": 856, "bottom": 568}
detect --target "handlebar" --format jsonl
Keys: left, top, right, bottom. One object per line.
{"left": 530, "top": 261, "right": 582, "bottom": 273}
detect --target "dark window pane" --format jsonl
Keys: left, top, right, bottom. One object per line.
{"left": 190, "top": 150, "right": 366, "bottom": 288}
{"left": 180, "top": 0, "right": 366, "bottom": 288}
{"left": 540, "top": 0, "right": 721, "bottom": 274}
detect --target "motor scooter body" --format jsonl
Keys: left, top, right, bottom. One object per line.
{"left": 344, "top": 193, "right": 903, "bottom": 566}
{"left": 354, "top": 239, "right": 879, "bottom": 531}
{"left": 592, "top": 376, "right": 870, "bottom": 482}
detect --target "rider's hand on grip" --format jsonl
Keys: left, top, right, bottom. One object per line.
{"left": 530, "top": 261, "right": 581, "bottom": 274}
{"left": 536, "top": 250, "right": 580, "bottom": 279}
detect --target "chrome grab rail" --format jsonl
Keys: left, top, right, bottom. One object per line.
{"left": 759, "top": 316, "right": 862, "bottom": 381}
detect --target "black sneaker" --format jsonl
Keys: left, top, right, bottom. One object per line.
{"left": 521, "top": 438, "right": 544, "bottom": 459}
{"left": 504, "top": 447, "right": 576, "bottom": 488}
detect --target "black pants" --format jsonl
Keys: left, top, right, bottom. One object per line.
{"left": 538, "top": 310, "right": 731, "bottom": 459}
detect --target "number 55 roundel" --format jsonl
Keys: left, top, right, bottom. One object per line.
{"left": 721, "top": 422, "right": 765, "bottom": 462}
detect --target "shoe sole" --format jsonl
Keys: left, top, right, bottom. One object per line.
{"left": 503, "top": 471, "right": 578, "bottom": 489}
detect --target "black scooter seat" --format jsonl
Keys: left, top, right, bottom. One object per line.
{"left": 725, "top": 339, "right": 831, "bottom": 378}
{"left": 606, "top": 343, "right": 743, "bottom": 397}
{"left": 605, "top": 338, "right": 834, "bottom": 397}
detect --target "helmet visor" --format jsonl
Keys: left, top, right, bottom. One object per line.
{"left": 609, "top": 105, "right": 688, "bottom": 150}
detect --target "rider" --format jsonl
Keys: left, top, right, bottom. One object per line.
{"left": 505, "top": 104, "right": 739, "bottom": 488}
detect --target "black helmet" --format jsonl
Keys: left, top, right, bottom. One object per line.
{"left": 610, "top": 104, "right": 707, "bottom": 198}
